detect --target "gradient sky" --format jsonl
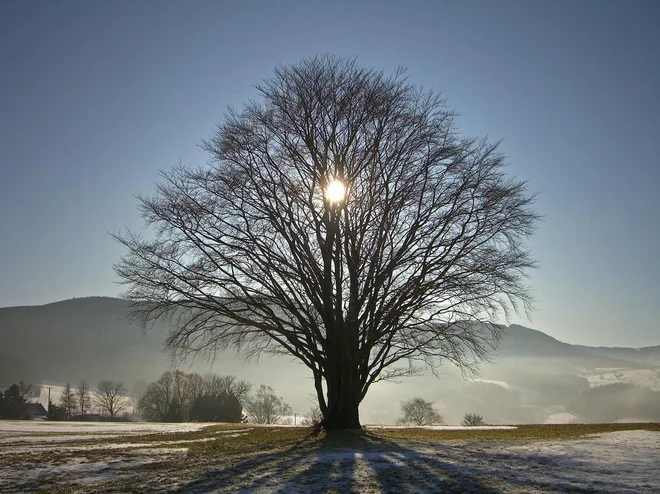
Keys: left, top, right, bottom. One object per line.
{"left": 1, "top": 0, "right": 658, "bottom": 347}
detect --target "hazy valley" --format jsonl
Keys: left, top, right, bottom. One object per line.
{"left": 2, "top": 297, "right": 658, "bottom": 425}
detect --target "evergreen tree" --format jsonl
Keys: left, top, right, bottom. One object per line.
{"left": 47, "top": 401, "right": 67, "bottom": 421}
{"left": 1, "top": 384, "right": 28, "bottom": 419}
{"left": 59, "top": 383, "right": 78, "bottom": 420}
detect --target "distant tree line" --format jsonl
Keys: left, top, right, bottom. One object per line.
{"left": 138, "top": 370, "right": 251, "bottom": 423}
{"left": 48, "top": 379, "right": 131, "bottom": 421}
{"left": 137, "top": 371, "right": 295, "bottom": 424}
{"left": 0, "top": 379, "right": 132, "bottom": 421}
{"left": 1, "top": 372, "right": 294, "bottom": 426}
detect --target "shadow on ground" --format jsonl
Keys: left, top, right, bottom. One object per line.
{"left": 172, "top": 430, "right": 647, "bottom": 493}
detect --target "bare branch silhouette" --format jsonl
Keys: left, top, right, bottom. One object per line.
{"left": 115, "top": 55, "right": 538, "bottom": 430}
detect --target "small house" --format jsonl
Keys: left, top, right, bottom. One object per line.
{"left": 26, "top": 402, "right": 48, "bottom": 420}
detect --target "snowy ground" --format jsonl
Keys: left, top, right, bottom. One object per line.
{"left": 366, "top": 424, "right": 517, "bottom": 431}
{"left": 0, "top": 420, "right": 211, "bottom": 435}
{"left": 582, "top": 368, "right": 660, "bottom": 391}
{"left": 0, "top": 421, "right": 658, "bottom": 492}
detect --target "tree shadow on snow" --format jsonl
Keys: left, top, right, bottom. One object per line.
{"left": 172, "top": 430, "right": 644, "bottom": 493}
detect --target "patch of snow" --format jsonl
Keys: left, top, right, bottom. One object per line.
{"left": 492, "top": 430, "right": 660, "bottom": 492}
{"left": 0, "top": 434, "right": 124, "bottom": 445}
{"left": 191, "top": 430, "right": 660, "bottom": 494}
{"left": 366, "top": 424, "right": 517, "bottom": 430}
{"left": 263, "top": 430, "right": 660, "bottom": 493}
{"left": 0, "top": 437, "right": 218, "bottom": 455}
{"left": 467, "top": 378, "right": 512, "bottom": 389}
{"left": 0, "top": 446, "right": 188, "bottom": 491}
{"left": 2, "top": 420, "right": 659, "bottom": 493}
{"left": 582, "top": 368, "right": 660, "bottom": 391}
{"left": 215, "top": 428, "right": 252, "bottom": 434}
{"left": 242, "top": 422, "right": 301, "bottom": 428}
{"left": 544, "top": 412, "right": 583, "bottom": 424}
{"left": 0, "top": 420, "right": 213, "bottom": 435}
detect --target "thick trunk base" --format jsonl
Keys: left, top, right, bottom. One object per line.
{"left": 320, "top": 406, "right": 361, "bottom": 431}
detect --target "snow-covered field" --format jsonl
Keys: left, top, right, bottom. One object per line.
{"left": 366, "top": 424, "right": 517, "bottom": 431}
{"left": 0, "top": 420, "right": 211, "bottom": 435}
{"left": 582, "top": 368, "right": 660, "bottom": 391}
{"left": 0, "top": 421, "right": 658, "bottom": 493}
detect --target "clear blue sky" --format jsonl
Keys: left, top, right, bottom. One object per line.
{"left": 1, "top": 0, "right": 658, "bottom": 347}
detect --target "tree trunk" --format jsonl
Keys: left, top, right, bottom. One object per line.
{"left": 322, "top": 399, "right": 361, "bottom": 430}
{"left": 320, "top": 344, "right": 362, "bottom": 431}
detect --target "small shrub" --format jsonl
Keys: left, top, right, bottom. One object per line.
{"left": 461, "top": 413, "right": 485, "bottom": 426}
{"left": 300, "top": 405, "right": 323, "bottom": 426}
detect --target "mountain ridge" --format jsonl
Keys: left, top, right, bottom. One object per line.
{"left": 3, "top": 297, "right": 658, "bottom": 425}
{"left": 1, "top": 297, "right": 657, "bottom": 389}
{"left": 2, "top": 296, "right": 655, "bottom": 349}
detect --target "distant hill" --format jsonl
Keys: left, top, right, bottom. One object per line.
{"left": 495, "top": 324, "right": 590, "bottom": 358}
{"left": 574, "top": 344, "right": 660, "bottom": 366}
{"left": 0, "top": 297, "right": 168, "bottom": 388}
{"left": 0, "top": 298, "right": 657, "bottom": 412}
{"left": 495, "top": 325, "right": 652, "bottom": 369}
{"left": 0, "top": 297, "right": 306, "bottom": 394}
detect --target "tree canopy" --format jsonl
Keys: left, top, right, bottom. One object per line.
{"left": 115, "top": 55, "right": 538, "bottom": 430}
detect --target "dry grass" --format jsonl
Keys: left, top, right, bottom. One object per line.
{"left": 369, "top": 422, "right": 660, "bottom": 443}
{"left": 1, "top": 422, "right": 659, "bottom": 493}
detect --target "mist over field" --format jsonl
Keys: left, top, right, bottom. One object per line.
{"left": 2, "top": 297, "right": 658, "bottom": 425}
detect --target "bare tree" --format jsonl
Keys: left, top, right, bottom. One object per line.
{"left": 300, "top": 405, "right": 323, "bottom": 426}
{"left": 137, "top": 370, "right": 249, "bottom": 422}
{"left": 115, "top": 55, "right": 538, "bottom": 430}
{"left": 18, "top": 380, "right": 35, "bottom": 401}
{"left": 397, "top": 397, "right": 443, "bottom": 426}
{"left": 59, "top": 383, "right": 78, "bottom": 420}
{"left": 138, "top": 371, "right": 181, "bottom": 422}
{"left": 96, "top": 380, "right": 129, "bottom": 418}
{"left": 202, "top": 373, "right": 251, "bottom": 404}
{"left": 186, "top": 372, "right": 206, "bottom": 404}
{"left": 244, "top": 385, "right": 292, "bottom": 424}
{"left": 76, "top": 380, "right": 92, "bottom": 416}
{"left": 138, "top": 375, "right": 171, "bottom": 422}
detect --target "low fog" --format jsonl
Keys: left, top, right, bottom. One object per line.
{"left": 1, "top": 297, "right": 659, "bottom": 425}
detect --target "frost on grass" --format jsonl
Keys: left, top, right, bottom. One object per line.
{"left": 0, "top": 421, "right": 215, "bottom": 492}
{"left": 175, "top": 430, "right": 660, "bottom": 493}
{"left": 366, "top": 425, "right": 517, "bottom": 431}
{"left": 0, "top": 421, "right": 659, "bottom": 493}
{"left": 0, "top": 420, "right": 212, "bottom": 435}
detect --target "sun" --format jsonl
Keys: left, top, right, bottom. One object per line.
{"left": 325, "top": 180, "right": 346, "bottom": 203}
